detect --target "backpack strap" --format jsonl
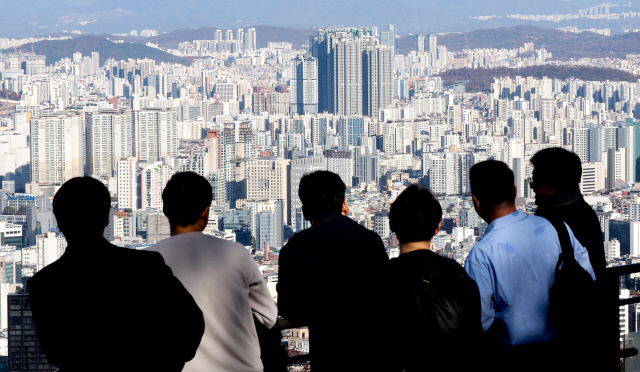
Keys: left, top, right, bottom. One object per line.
{"left": 547, "top": 219, "right": 577, "bottom": 265}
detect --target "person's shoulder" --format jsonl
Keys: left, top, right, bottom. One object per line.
{"left": 27, "top": 259, "right": 64, "bottom": 291}
{"left": 152, "top": 233, "right": 248, "bottom": 254}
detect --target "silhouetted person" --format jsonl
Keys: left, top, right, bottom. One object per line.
{"left": 277, "top": 171, "right": 389, "bottom": 371}
{"left": 387, "top": 185, "right": 481, "bottom": 372}
{"left": 530, "top": 147, "right": 606, "bottom": 279}
{"left": 530, "top": 147, "right": 610, "bottom": 371}
{"left": 148, "top": 172, "right": 278, "bottom": 372}
{"left": 27, "top": 177, "right": 204, "bottom": 372}
{"left": 465, "top": 161, "right": 594, "bottom": 372}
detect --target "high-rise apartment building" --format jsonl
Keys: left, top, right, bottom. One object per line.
{"left": 244, "top": 28, "right": 256, "bottom": 51}
{"left": 310, "top": 27, "right": 392, "bottom": 117}
{"left": 140, "top": 162, "right": 174, "bottom": 210}
{"left": 290, "top": 54, "right": 318, "bottom": 115}
{"left": 417, "top": 34, "right": 425, "bottom": 53}
{"left": 324, "top": 149, "right": 353, "bottom": 187}
{"left": 117, "top": 158, "right": 137, "bottom": 210}
{"left": 134, "top": 108, "right": 177, "bottom": 163}
{"left": 427, "top": 34, "right": 437, "bottom": 53}
{"left": 337, "top": 116, "right": 366, "bottom": 147}
{"left": 86, "top": 109, "right": 133, "bottom": 177}
{"left": 363, "top": 45, "right": 393, "bottom": 116}
{"left": 246, "top": 157, "right": 290, "bottom": 222}
{"left": 256, "top": 210, "right": 275, "bottom": 252}
{"left": 8, "top": 293, "right": 56, "bottom": 372}
{"left": 580, "top": 161, "right": 606, "bottom": 194}
{"left": 225, "top": 30, "right": 233, "bottom": 41}
{"left": 235, "top": 29, "right": 244, "bottom": 43}
{"left": 30, "top": 113, "right": 83, "bottom": 185}
{"left": 374, "top": 210, "right": 390, "bottom": 239}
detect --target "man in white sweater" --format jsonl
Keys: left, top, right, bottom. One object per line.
{"left": 148, "top": 172, "right": 278, "bottom": 372}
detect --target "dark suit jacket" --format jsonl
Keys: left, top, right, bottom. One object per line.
{"left": 27, "top": 237, "right": 205, "bottom": 372}
{"left": 535, "top": 188, "right": 606, "bottom": 279}
{"left": 278, "top": 215, "right": 389, "bottom": 371}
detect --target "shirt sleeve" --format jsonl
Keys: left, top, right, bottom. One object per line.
{"left": 246, "top": 250, "right": 278, "bottom": 329}
{"left": 565, "top": 222, "right": 597, "bottom": 281}
{"left": 465, "top": 247, "right": 496, "bottom": 333}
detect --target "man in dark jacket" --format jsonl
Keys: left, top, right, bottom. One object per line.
{"left": 27, "top": 177, "right": 204, "bottom": 372}
{"left": 388, "top": 185, "right": 481, "bottom": 371}
{"left": 277, "top": 171, "right": 389, "bottom": 371}
{"left": 530, "top": 148, "right": 611, "bottom": 371}
{"left": 529, "top": 148, "right": 605, "bottom": 278}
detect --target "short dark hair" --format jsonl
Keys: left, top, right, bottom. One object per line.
{"left": 469, "top": 160, "right": 516, "bottom": 212}
{"left": 389, "top": 185, "right": 442, "bottom": 243}
{"left": 53, "top": 177, "right": 111, "bottom": 237}
{"left": 162, "top": 172, "right": 213, "bottom": 227}
{"left": 299, "top": 171, "right": 345, "bottom": 224}
{"left": 530, "top": 147, "right": 582, "bottom": 190}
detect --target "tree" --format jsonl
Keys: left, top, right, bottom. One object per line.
{"left": 3, "top": 206, "right": 15, "bottom": 215}
{"left": 446, "top": 205, "right": 454, "bottom": 214}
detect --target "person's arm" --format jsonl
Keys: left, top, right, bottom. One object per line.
{"left": 245, "top": 250, "right": 277, "bottom": 329}
{"left": 566, "top": 222, "right": 597, "bottom": 281}
{"left": 148, "top": 252, "right": 205, "bottom": 363}
{"left": 277, "top": 239, "right": 310, "bottom": 326}
{"left": 464, "top": 248, "right": 495, "bottom": 333}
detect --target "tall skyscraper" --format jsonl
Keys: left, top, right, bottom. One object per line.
{"left": 417, "top": 34, "right": 426, "bottom": 53}
{"left": 310, "top": 27, "right": 392, "bottom": 117}
{"left": 290, "top": 54, "right": 318, "bottom": 115}
{"left": 225, "top": 30, "right": 233, "bottom": 41}
{"left": 117, "top": 158, "right": 137, "bottom": 210}
{"left": 235, "top": 29, "right": 244, "bottom": 43}
{"left": 215, "top": 29, "right": 223, "bottom": 41}
{"left": 30, "top": 113, "right": 84, "bottom": 185}
{"left": 86, "top": 109, "right": 133, "bottom": 177}
{"left": 244, "top": 28, "right": 257, "bottom": 51}
{"left": 363, "top": 45, "right": 393, "bottom": 116}
{"left": 134, "top": 108, "right": 178, "bottom": 163}
{"left": 427, "top": 34, "right": 437, "bottom": 53}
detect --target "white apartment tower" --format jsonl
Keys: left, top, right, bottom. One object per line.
{"left": 244, "top": 28, "right": 256, "bottom": 51}
{"left": 290, "top": 55, "right": 318, "bottom": 115}
{"left": 30, "top": 113, "right": 84, "bottom": 185}
{"left": 117, "top": 158, "right": 138, "bottom": 210}
{"left": 141, "top": 162, "right": 174, "bottom": 210}
{"left": 86, "top": 110, "right": 133, "bottom": 177}
{"left": 134, "top": 108, "right": 178, "bottom": 163}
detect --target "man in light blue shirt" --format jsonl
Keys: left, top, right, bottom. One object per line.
{"left": 465, "top": 160, "right": 595, "bottom": 346}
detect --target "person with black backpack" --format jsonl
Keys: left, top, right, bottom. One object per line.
{"left": 465, "top": 160, "right": 596, "bottom": 372}
{"left": 387, "top": 184, "right": 482, "bottom": 372}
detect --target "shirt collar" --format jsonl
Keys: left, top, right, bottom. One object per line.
{"left": 484, "top": 210, "right": 526, "bottom": 236}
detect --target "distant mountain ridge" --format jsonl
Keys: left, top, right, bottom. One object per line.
{"left": 398, "top": 25, "right": 640, "bottom": 59}
{"left": 32, "top": 36, "right": 191, "bottom": 66}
